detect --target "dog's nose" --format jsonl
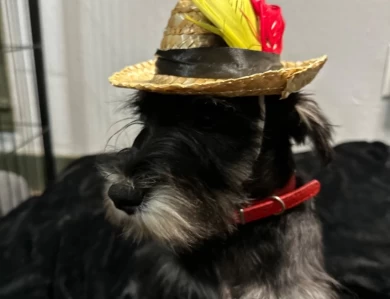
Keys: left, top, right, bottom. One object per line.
{"left": 108, "top": 184, "right": 143, "bottom": 211}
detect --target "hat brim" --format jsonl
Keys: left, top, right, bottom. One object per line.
{"left": 109, "top": 55, "right": 327, "bottom": 98}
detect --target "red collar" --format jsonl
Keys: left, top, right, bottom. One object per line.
{"left": 236, "top": 175, "right": 321, "bottom": 225}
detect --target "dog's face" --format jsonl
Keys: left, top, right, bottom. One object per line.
{"left": 101, "top": 92, "right": 265, "bottom": 248}
{"left": 101, "top": 91, "right": 333, "bottom": 249}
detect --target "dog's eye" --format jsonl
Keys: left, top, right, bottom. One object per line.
{"left": 201, "top": 114, "right": 214, "bottom": 129}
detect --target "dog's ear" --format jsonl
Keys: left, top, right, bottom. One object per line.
{"left": 133, "top": 127, "right": 150, "bottom": 149}
{"left": 287, "top": 93, "right": 334, "bottom": 164}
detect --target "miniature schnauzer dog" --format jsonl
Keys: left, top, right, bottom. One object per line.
{"left": 101, "top": 91, "right": 339, "bottom": 299}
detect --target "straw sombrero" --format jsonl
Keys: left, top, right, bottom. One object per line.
{"left": 109, "top": 0, "right": 327, "bottom": 98}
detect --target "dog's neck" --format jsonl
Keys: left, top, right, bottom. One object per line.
{"left": 210, "top": 160, "right": 330, "bottom": 298}
{"left": 188, "top": 100, "right": 334, "bottom": 298}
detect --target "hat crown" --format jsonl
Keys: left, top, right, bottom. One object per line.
{"left": 160, "top": 0, "right": 224, "bottom": 50}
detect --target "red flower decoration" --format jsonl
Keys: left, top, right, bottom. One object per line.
{"left": 251, "top": 0, "right": 285, "bottom": 54}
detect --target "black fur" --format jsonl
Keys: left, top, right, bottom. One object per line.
{"left": 99, "top": 91, "right": 338, "bottom": 298}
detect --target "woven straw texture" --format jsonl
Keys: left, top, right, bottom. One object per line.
{"left": 109, "top": 0, "right": 327, "bottom": 97}
{"left": 160, "top": 0, "right": 224, "bottom": 50}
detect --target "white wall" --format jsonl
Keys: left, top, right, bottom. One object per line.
{"left": 37, "top": 0, "right": 390, "bottom": 156}
{"left": 278, "top": 0, "right": 390, "bottom": 145}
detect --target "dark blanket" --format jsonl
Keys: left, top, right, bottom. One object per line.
{"left": 296, "top": 141, "right": 390, "bottom": 299}
{"left": 0, "top": 141, "right": 389, "bottom": 299}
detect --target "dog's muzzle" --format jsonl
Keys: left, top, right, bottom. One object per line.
{"left": 108, "top": 184, "right": 143, "bottom": 215}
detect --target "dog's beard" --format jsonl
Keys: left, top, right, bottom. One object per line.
{"left": 100, "top": 145, "right": 261, "bottom": 249}
{"left": 101, "top": 142, "right": 262, "bottom": 249}
{"left": 104, "top": 182, "right": 238, "bottom": 249}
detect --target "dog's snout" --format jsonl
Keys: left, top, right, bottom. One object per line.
{"left": 108, "top": 184, "right": 143, "bottom": 212}
{"left": 108, "top": 184, "right": 131, "bottom": 202}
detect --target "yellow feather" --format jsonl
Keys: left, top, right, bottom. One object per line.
{"left": 187, "top": 0, "right": 261, "bottom": 50}
{"left": 185, "top": 15, "right": 221, "bottom": 36}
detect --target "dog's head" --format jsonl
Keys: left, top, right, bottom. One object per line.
{"left": 101, "top": 91, "right": 333, "bottom": 249}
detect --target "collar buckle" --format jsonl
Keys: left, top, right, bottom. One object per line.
{"left": 270, "top": 195, "right": 286, "bottom": 215}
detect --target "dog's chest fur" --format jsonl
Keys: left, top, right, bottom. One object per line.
{"left": 220, "top": 266, "right": 336, "bottom": 299}
{"left": 211, "top": 204, "right": 337, "bottom": 299}
{"left": 233, "top": 284, "right": 335, "bottom": 299}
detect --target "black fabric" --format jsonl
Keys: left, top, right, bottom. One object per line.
{"left": 295, "top": 141, "right": 390, "bottom": 299}
{"left": 155, "top": 48, "right": 282, "bottom": 79}
{"left": 0, "top": 141, "right": 389, "bottom": 299}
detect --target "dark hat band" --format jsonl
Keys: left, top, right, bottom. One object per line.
{"left": 155, "top": 48, "right": 282, "bottom": 79}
